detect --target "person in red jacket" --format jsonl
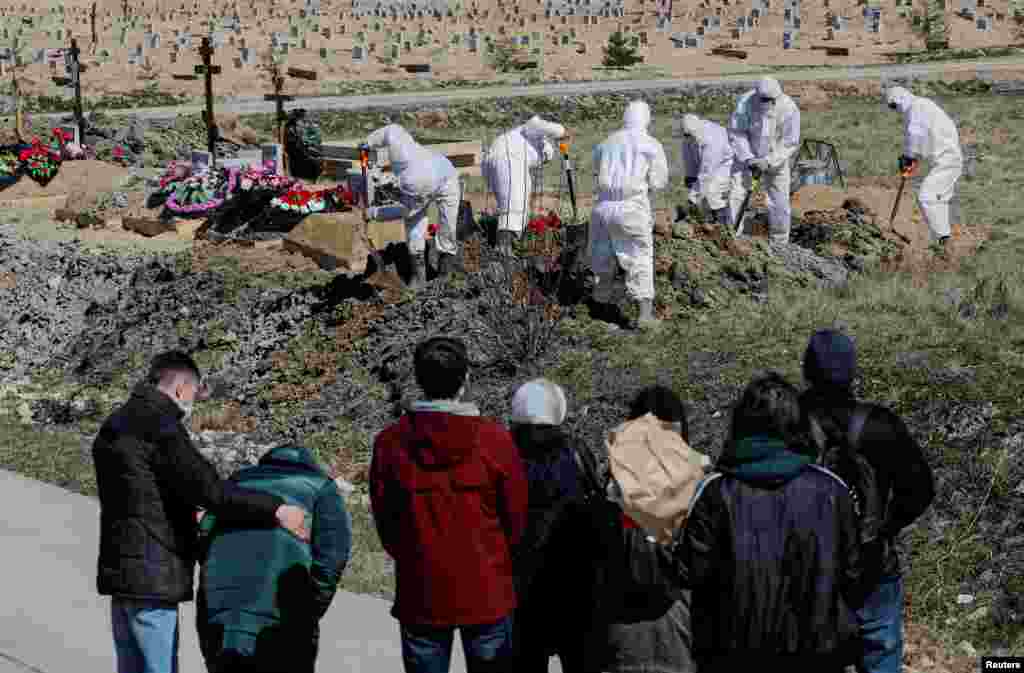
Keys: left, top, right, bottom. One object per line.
{"left": 370, "top": 336, "right": 529, "bottom": 673}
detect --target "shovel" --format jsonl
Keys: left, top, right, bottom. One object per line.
{"left": 887, "top": 168, "right": 914, "bottom": 245}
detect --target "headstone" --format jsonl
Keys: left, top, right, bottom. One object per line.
{"left": 191, "top": 150, "right": 213, "bottom": 173}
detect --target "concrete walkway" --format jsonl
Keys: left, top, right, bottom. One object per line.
{"left": 0, "top": 469, "right": 551, "bottom": 673}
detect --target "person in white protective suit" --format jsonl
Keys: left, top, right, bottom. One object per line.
{"left": 364, "top": 124, "right": 463, "bottom": 288}
{"left": 680, "top": 113, "right": 735, "bottom": 227}
{"left": 885, "top": 86, "right": 963, "bottom": 248}
{"left": 481, "top": 116, "right": 567, "bottom": 256}
{"left": 728, "top": 77, "right": 801, "bottom": 243}
{"left": 589, "top": 100, "right": 669, "bottom": 330}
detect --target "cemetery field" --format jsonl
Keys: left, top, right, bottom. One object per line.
{"left": 1, "top": 87, "right": 1023, "bottom": 671}
{"left": 2, "top": 0, "right": 1024, "bottom": 105}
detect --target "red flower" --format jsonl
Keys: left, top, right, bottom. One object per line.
{"left": 19, "top": 150, "right": 30, "bottom": 161}
{"left": 112, "top": 146, "right": 125, "bottom": 158}
{"left": 527, "top": 217, "right": 547, "bottom": 234}
{"left": 428, "top": 222, "right": 439, "bottom": 236}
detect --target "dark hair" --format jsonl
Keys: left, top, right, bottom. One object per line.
{"left": 729, "top": 371, "right": 802, "bottom": 444}
{"left": 147, "top": 351, "right": 202, "bottom": 388}
{"left": 628, "top": 385, "right": 689, "bottom": 443}
{"left": 414, "top": 337, "right": 469, "bottom": 400}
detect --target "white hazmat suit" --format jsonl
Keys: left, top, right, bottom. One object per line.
{"left": 589, "top": 100, "right": 669, "bottom": 323}
{"left": 365, "top": 124, "right": 462, "bottom": 257}
{"left": 886, "top": 86, "right": 963, "bottom": 242}
{"left": 481, "top": 116, "right": 566, "bottom": 235}
{"left": 728, "top": 77, "right": 801, "bottom": 243}
{"left": 681, "top": 113, "right": 735, "bottom": 226}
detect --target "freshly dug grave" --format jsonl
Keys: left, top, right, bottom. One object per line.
{"left": 189, "top": 240, "right": 328, "bottom": 275}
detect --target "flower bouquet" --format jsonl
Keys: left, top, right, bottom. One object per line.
{"left": 165, "top": 168, "right": 238, "bottom": 215}
{"left": 19, "top": 138, "right": 62, "bottom": 186}
{"left": 270, "top": 186, "right": 329, "bottom": 215}
{"left": 522, "top": 211, "right": 562, "bottom": 257}
{"left": 238, "top": 162, "right": 300, "bottom": 194}
{"left": 0, "top": 149, "right": 22, "bottom": 188}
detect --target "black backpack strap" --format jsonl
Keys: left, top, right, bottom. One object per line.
{"left": 846, "top": 404, "right": 873, "bottom": 454}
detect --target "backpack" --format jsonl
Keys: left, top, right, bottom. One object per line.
{"left": 807, "top": 404, "right": 886, "bottom": 545}
{"left": 606, "top": 413, "right": 707, "bottom": 545}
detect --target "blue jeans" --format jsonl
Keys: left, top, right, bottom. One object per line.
{"left": 111, "top": 598, "right": 180, "bottom": 673}
{"left": 855, "top": 574, "right": 904, "bottom": 673}
{"left": 400, "top": 615, "right": 515, "bottom": 673}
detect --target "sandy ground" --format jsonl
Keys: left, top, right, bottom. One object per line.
{"left": 4, "top": 0, "right": 1023, "bottom": 100}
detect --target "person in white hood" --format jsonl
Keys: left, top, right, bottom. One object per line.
{"left": 482, "top": 116, "right": 567, "bottom": 256}
{"left": 681, "top": 113, "right": 735, "bottom": 227}
{"left": 589, "top": 100, "right": 669, "bottom": 330}
{"left": 728, "top": 77, "right": 801, "bottom": 243}
{"left": 364, "top": 124, "right": 463, "bottom": 288}
{"left": 885, "top": 86, "right": 963, "bottom": 247}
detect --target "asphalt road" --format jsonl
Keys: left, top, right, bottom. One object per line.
{"left": 0, "top": 468, "right": 534, "bottom": 673}
{"left": 36, "top": 56, "right": 1024, "bottom": 123}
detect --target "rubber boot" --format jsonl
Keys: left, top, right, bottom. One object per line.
{"left": 408, "top": 250, "right": 427, "bottom": 290}
{"left": 436, "top": 252, "right": 459, "bottom": 278}
{"left": 590, "top": 300, "right": 626, "bottom": 331}
{"left": 713, "top": 208, "right": 732, "bottom": 228}
{"left": 636, "top": 299, "right": 662, "bottom": 330}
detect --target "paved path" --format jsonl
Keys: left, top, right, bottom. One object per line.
{"left": 0, "top": 469, "right": 547, "bottom": 673}
{"left": 36, "top": 57, "right": 1024, "bottom": 123}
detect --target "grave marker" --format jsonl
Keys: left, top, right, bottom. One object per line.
{"left": 196, "top": 37, "right": 222, "bottom": 160}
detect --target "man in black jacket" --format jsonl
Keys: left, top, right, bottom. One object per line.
{"left": 800, "top": 329, "right": 936, "bottom": 673}
{"left": 92, "top": 351, "right": 309, "bottom": 673}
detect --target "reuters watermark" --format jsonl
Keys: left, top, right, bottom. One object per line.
{"left": 983, "top": 657, "right": 1024, "bottom": 671}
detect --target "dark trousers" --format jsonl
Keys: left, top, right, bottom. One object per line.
{"left": 400, "top": 614, "right": 516, "bottom": 673}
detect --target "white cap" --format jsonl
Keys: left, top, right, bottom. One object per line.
{"left": 681, "top": 114, "right": 703, "bottom": 141}
{"left": 756, "top": 77, "right": 783, "bottom": 100}
{"left": 510, "top": 378, "right": 568, "bottom": 426}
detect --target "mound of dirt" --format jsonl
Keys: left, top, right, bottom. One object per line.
{"left": 0, "top": 160, "right": 130, "bottom": 205}
{"left": 190, "top": 240, "right": 327, "bottom": 274}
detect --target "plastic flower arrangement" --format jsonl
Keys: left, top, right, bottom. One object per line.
{"left": 522, "top": 211, "right": 563, "bottom": 273}
{"left": 157, "top": 160, "right": 193, "bottom": 191}
{"left": 0, "top": 151, "right": 19, "bottom": 176}
{"left": 19, "top": 138, "right": 61, "bottom": 185}
{"left": 165, "top": 168, "right": 239, "bottom": 215}
{"left": 270, "top": 186, "right": 328, "bottom": 214}
{"left": 238, "top": 163, "right": 299, "bottom": 194}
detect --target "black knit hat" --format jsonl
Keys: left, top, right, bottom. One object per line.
{"left": 803, "top": 329, "right": 857, "bottom": 389}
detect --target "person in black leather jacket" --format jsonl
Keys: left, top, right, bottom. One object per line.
{"left": 584, "top": 386, "right": 702, "bottom": 673}
{"left": 92, "top": 351, "right": 309, "bottom": 673}
{"left": 799, "top": 329, "right": 935, "bottom": 673}
{"left": 672, "top": 372, "right": 869, "bottom": 673}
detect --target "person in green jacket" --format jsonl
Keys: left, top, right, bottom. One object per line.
{"left": 195, "top": 446, "right": 352, "bottom": 673}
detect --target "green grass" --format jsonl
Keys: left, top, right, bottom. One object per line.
{"left": 2, "top": 87, "right": 1023, "bottom": 655}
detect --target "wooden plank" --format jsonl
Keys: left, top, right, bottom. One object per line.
{"left": 287, "top": 66, "right": 317, "bottom": 79}
{"left": 321, "top": 139, "right": 482, "bottom": 164}
{"left": 173, "top": 73, "right": 199, "bottom": 80}
{"left": 195, "top": 64, "right": 222, "bottom": 74}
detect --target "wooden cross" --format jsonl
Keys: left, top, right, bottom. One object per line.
{"left": 90, "top": 3, "right": 98, "bottom": 53}
{"left": 261, "top": 59, "right": 316, "bottom": 176}
{"left": 51, "top": 37, "right": 87, "bottom": 144}
{"left": 264, "top": 64, "right": 293, "bottom": 173}
{"left": 196, "top": 37, "right": 221, "bottom": 159}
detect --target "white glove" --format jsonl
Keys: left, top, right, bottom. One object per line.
{"left": 749, "top": 157, "right": 770, "bottom": 171}
{"left": 541, "top": 140, "right": 555, "bottom": 163}
{"left": 688, "top": 191, "right": 702, "bottom": 207}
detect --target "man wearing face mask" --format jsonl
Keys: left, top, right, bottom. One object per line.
{"left": 680, "top": 113, "right": 735, "bottom": 228}
{"left": 482, "top": 116, "right": 567, "bottom": 256}
{"left": 884, "top": 86, "right": 963, "bottom": 251}
{"left": 92, "top": 351, "right": 310, "bottom": 673}
{"left": 728, "top": 77, "right": 801, "bottom": 242}
{"left": 370, "top": 337, "right": 529, "bottom": 673}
